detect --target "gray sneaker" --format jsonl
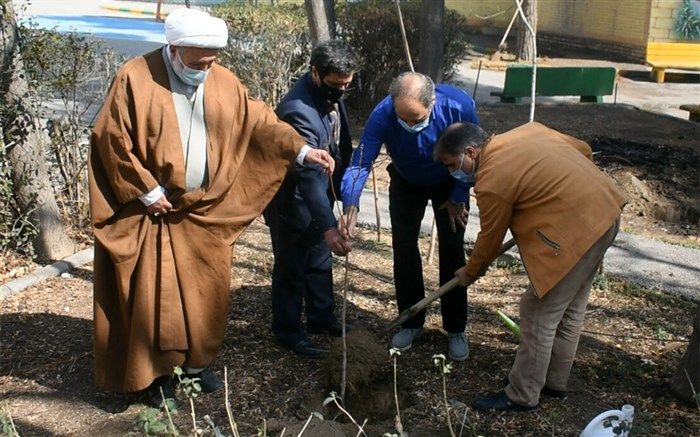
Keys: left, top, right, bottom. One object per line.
{"left": 448, "top": 332, "right": 470, "bottom": 361}
{"left": 391, "top": 328, "right": 423, "bottom": 351}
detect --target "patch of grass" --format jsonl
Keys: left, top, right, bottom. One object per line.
{"left": 652, "top": 325, "right": 670, "bottom": 341}
{"left": 595, "top": 274, "right": 695, "bottom": 311}
{"left": 657, "top": 236, "right": 700, "bottom": 250}
{"left": 619, "top": 225, "right": 700, "bottom": 250}
{"left": 354, "top": 232, "right": 392, "bottom": 255}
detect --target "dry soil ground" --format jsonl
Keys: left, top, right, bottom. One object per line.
{"left": 1, "top": 104, "right": 699, "bottom": 436}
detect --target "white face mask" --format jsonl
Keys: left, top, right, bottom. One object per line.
{"left": 450, "top": 153, "right": 475, "bottom": 185}
{"left": 172, "top": 50, "right": 208, "bottom": 86}
{"left": 397, "top": 105, "right": 432, "bottom": 134}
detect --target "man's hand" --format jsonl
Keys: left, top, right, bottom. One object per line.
{"left": 455, "top": 266, "right": 476, "bottom": 287}
{"left": 340, "top": 206, "right": 358, "bottom": 238}
{"left": 304, "top": 148, "right": 335, "bottom": 175}
{"left": 146, "top": 195, "right": 173, "bottom": 217}
{"left": 324, "top": 227, "right": 351, "bottom": 256}
{"left": 440, "top": 200, "right": 468, "bottom": 232}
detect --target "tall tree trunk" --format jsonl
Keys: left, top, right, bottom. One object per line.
{"left": 418, "top": 0, "right": 444, "bottom": 82}
{"left": 670, "top": 303, "right": 700, "bottom": 405}
{"left": 305, "top": 0, "right": 335, "bottom": 45}
{"left": 516, "top": 0, "right": 537, "bottom": 62}
{"left": 1, "top": 1, "right": 76, "bottom": 260}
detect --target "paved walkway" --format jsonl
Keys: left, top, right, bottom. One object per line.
{"left": 354, "top": 190, "right": 700, "bottom": 301}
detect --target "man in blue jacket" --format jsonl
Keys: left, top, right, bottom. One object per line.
{"left": 264, "top": 40, "right": 357, "bottom": 358}
{"left": 341, "top": 72, "right": 479, "bottom": 361}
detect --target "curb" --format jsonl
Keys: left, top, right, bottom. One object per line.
{"left": 101, "top": 4, "right": 166, "bottom": 17}
{"left": 0, "top": 248, "right": 94, "bottom": 300}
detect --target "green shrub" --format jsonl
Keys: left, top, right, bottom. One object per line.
{"left": 17, "top": 23, "right": 123, "bottom": 232}
{"left": 212, "top": 2, "right": 311, "bottom": 106}
{"left": 0, "top": 135, "right": 37, "bottom": 258}
{"left": 337, "top": 0, "right": 471, "bottom": 111}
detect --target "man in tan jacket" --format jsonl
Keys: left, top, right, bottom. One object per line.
{"left": 434, "top": 121, "right": 626, "bottom": 411}
{"left": 89, "top": 8, "right": 334, "bottom": 407}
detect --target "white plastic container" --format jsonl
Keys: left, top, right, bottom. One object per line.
{"left": 580, "top": 404, "right": 634, "bottom": 437}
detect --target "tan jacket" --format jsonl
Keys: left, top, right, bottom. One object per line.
{"left": 465, "top": 122, "right": 626, "bottom": 297}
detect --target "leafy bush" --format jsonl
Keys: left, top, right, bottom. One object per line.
{"left": 18, "top": 23, "right": 123, "bottom": 232}
{"left": 337, "top": 0, "right": 471, "bottom": 110}
{"left": 212, "top": 2, "right": 311, "bottom": 106}
{"left": 0, "top": 133, "right": 37, "bottom": 258}
{"left": 674, "top": 0, "right": 700, "bottom": 41}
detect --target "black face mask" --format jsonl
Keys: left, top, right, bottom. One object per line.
{"left": 319, "top": 81, "right": 345, "bottom": 103}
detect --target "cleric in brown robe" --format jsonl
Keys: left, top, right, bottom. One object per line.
{"left": 88, "top": 8, "right": 335, "bottom": 407}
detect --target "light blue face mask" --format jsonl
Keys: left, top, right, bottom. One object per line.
{"left": 397, "top": 107, "right": 432, "bottom": 134}
{"left": 450, "top": 153, "right": 475, "bottom": 185}
{"left": 173, "top": 51, "right": 208, "bottom": 87}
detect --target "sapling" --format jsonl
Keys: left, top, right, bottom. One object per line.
{"left": 0, "top": 402, "right": 19, "bottom": 437}
{"left": 224, "top": 367, "right": 241, "bottom": 437}
{"left": 328, "top": 143, "right": 365, "bottom": 401}
{"left": 203, "top": 415, "right": 225, "bottom": 437}
{"left": 159, "top": 387, "right": 179, "bottom": 436}
{"left": 257, "top": 418, "right": 267, "bottom": 436}
{"left": 174, "top": 366, "right": 203, "bottom": 436}
{"left": 432, "top": 354, "right": 456, "bottom": 437}
{"left": 388, "top": 347, "right": 407, "bottom": 437}
{"left": 323, "top": 391, "right": 368, "bottom": 436}
{"left": 297, "top": 412, "right": 323, "bottom": 436}
{"left": 135, "top": 407, "right": 169, "bottom": 436}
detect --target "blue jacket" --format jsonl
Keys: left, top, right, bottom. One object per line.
{"left": 264, "top": 72, "right": 352, "bottom": 234}
{"left": 341, "top": 84, "right": 479, "bottom": 208}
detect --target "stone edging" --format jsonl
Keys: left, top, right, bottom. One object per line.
{"left": 0, "top": 248, "right": 94, "bottom": 299}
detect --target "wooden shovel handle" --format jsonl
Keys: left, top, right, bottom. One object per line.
{"left": 385, "top": 237, "right": 516, "bottom": 332}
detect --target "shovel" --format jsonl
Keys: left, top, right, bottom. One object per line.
{"left": 386, "top": 237, "right": 517, "bottom": 332}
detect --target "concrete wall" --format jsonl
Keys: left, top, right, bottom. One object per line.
{"left": 445, "top": 0, "right": 514, "bottom": 28}
{"left": 538, "top": 0, "right": 651, "bottom": 47}
{"left": 448, "top": 0, "right": 653, "bottom": 61}
{"left": 449, "top": 0, "right": 651, "bottom": 44}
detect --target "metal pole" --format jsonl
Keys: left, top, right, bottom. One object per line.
{"left": 473, "top": 59, "right": 483, "bottom": 100}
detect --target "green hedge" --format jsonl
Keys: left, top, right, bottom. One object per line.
{"left": 211, "top": 1, "right": 470, "bottom": 111}
{"left": 212, "top": 2, "right": 311, "bottom": 106}
{"left": 337, "top": 0, "right": 471, "bottom": 110}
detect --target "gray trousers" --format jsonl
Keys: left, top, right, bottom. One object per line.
{"left": 506, "top": 218, "right": 620, "bottom": 407}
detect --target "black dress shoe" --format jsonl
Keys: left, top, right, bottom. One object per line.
{"left": 287, "top": 339, "right": 328, "bottom": 358}
{"left": 146, "top": 375, "right": 177, "bottom": 408}
{"left": 473, "top": 391, "right": 537, "bottom": 412}
{"left": 307, "top": 321, "right": 352, "bottom": 337}
{"left": 502, "top": 377, "right": 568, "bottom": 400}
{"left": 183, "top": 368, "right": 224, "bottom": 393}
{"left": 541, "top": 386, "right": 568, "bottom": 400}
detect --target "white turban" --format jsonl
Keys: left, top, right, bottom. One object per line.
{"left": 165, "top": 8, "right": 228, "bottom": 49}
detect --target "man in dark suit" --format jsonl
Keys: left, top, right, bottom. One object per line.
{"left": 264, "top": 40, "right": 357, "bottom": 357}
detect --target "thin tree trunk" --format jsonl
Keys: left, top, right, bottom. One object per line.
{"left": 305, "top": 0, "right": 335, "bottom": 45}
{"left": 418, "top": 0, "right": 444, "bottom": 82}
{"left": 670, "top": 303, "right": 700, "bottom": 405}
{"left": 516, "top": 0, "right": 537, "bottom": 62}
{"left": 1, "top": 1, "right": 76, "bottom": 260}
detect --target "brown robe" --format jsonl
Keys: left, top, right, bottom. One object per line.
{"left": 88, "top": 49, "right": 305, "bottom": 392}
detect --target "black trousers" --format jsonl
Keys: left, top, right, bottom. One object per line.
{"left": 388, "top": 164, "right": 468, "bottom": 333}
{"left": 269, "top": 221, "right": 337, "bottom": 347}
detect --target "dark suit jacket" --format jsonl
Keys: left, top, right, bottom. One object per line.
{"left": 264, "top": 72, "right": 353, "bottom": 236}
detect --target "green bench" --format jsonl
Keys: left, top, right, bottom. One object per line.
{"left": 491, "top": 66, "right": 617, "bottom": 103}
